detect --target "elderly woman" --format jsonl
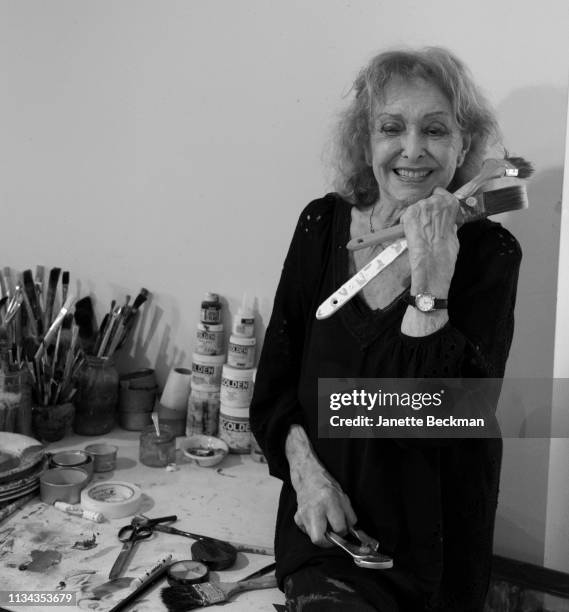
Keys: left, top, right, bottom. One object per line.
{"left": 250, "top": 47, "right": 522, "bottom": 611}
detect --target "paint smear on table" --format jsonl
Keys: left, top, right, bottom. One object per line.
{"left": 19, "top": 549, "right": 62, "bottom": 572}
{"left": 72, "top": 533, "right": 97, "bottom": 550}
{"left": 78, "top": 577, "right": 132, "bottom": 610}
{"left": 81, "top": 545, "right": 115, "bottom": 562}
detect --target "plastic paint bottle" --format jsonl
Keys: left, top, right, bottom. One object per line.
{"left": 191, "top": 353, "right": 225, "bottom": 390}
{"left": 227, "top": 335, "right": 256, "bottom": 369}
{"left": 195, "top": 323, "right": 225, "bottom": 356}
{"left": 232, "top": 294, "right": 255, "bottom": 338}
{"left": 219, "top": 404, "right": 251, "bottom": 454}
{"left": 200, "top": 293, "right": 222, "bottom": 325}
{"left": 220, "top": 365, "right": 255, "bottom": 407}
{"left": 186, "top": 389, "right": 220, "bottom": 437}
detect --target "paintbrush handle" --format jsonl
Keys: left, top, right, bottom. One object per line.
{"left": 152, "top": 525, "right": 275, "bottom": 556}
{"left": 226, "top": 574, "right": 277, "bottom": 597}
{"left": 0, "top": 492, "right": 38, "bottom": 524}
{"left": 34, "top": 296, "right": 76, "bottom": 360}
{"left": 108, "top": 563, "right": 170, "bottom": 612}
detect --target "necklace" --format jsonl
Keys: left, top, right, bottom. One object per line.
{"left": 369, "top": 202, "right": 376, "bottom": 233}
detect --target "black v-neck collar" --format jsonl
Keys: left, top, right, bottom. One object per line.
{"left": 331, "top": 197, "right": 408, "bottom": 348}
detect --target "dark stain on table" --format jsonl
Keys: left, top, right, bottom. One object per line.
{"left": 18, "top": 549, "right": 62, "bottom": 572}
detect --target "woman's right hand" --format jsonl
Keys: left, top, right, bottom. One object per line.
{"left": 292, "top": 464, "right": 357, "bottom": 547}
{"left": 286, "top": 424, "right": 357, "bottom": 547}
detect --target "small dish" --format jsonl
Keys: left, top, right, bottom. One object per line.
{"left": 182, "top": 435, "right": 228, "bottom": 467}
{"left": 50, "top": 450, "right": 94, "bottom": 482}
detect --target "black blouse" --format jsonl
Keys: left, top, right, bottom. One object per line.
{"left": 250, "top": 193, "right": 522, "bottom": 611}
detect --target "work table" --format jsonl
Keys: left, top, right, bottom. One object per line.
{"left": 0, "top": 430, "right": 285, "bottom": 611}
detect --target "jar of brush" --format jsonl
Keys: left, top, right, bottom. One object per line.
{"left": 73, "top": 355, "right": 119, "bottom": 435}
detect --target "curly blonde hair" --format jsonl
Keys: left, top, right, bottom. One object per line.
{"left": 331, "top": 47, "right": 502, "bottom": 207}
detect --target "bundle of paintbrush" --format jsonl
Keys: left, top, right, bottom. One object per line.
{"left": 92, "top": 288, "right": 149, "bottom": 358}
{"left": 0, "top": 265, "right": 83, "bottom": 406}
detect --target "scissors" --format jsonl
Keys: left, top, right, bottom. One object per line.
{"left": 108, "top": 514, "right": 177, "bottom": 579}
{"left": 326, "top": 527, "right": 393, "bottom": 570}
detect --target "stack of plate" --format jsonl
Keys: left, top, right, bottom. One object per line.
{"left": 0, "top": 433, "right": 46, "bottom": 506}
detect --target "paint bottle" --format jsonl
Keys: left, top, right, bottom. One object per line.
{"left": 191, "top": 353, "right": 225, "bottom": 390}
{"left": 200, "top": 293, "right": 222, "bottom": 325}
{"left": 219, "top": 404, "right": 251, "bottom": 454}
{"left": 186, "top": 389, "right": 220, "bottom": 437}
{"left": 220, "top": 365, "right": 255, "bottom": 407}
{"left": 227, "top": 335, "right": 256, "bottom": 369}
{"left": 232, "top": 300, "right": 255, "bottom": 338}
{"left": 195, "top": 323, "right": 225, "bottom": 356}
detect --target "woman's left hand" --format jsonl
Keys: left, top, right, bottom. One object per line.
{"left": 400, "top": 186, "right": 460, "bottom": 298}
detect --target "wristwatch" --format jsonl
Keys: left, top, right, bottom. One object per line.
{"left": 405, "top": 293, "right": 448, "bottom": 313}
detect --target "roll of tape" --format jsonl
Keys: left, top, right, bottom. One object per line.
{"left": 80, "top": 481, "right": 142, "bottom": 519}
{"left": 167, "top": 560, "right": 209, "bottom": 586}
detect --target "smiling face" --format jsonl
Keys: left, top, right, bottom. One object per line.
{"left": 367, "top": 76, "right": 469, "bottom": 210}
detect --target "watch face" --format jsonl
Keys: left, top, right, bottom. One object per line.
{"left": 416, "top": 294, "right": 435, "bottom": 312}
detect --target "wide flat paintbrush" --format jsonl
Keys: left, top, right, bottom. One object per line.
{"left": 22, "top": 269, "right": 42, "bottom": 336}
{"left": 74, "top": 296, "right": 98, "bottom": 353}
{"left": 44, "top": 267, "right": 61, "bottom": 329}
{"left": 160, "top": 574, "right": 277, "bottom": 611}
{"left": 347, "top": 180, "right": 529, "bottom": 250}
{"left": 61, "top": 271, "right": 70, "bottom": 304}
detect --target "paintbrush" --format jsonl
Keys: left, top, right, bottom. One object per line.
{"left": 106, "top": 556, "right": 172, "bottom": 612}
{"left": 160, "top": 574, "right": 277, "bottom": 611}
{"left": 116, "top": 288, "right": 150, "bottom": 349}
{"left": 74, "top": 296, "right": 98, "bottom": 353}
{"left": 0, "top": 270, "right": 8, "bottom": 300}
{"left": 0, "top": 492, "right": 38, "bottom": 525}
{"left": 2, "top": 268, "right": 14, "bottom": 298}
{"left": 22, "top": 269, "right": 43, "bottom": 335}
{"left": 347, "top": 181, "right": 529, "bottom": 250}
{"left": 34, "top": 293, "right": 76, "bottom": 360}
{"left": 44, "top": 267, "right": 61, "bottom": 329}
{"left": 348, "top": 156, "right": 533, "bottom": 251}
{"left": 94, "top": 300, "right": 115, "bottom": 355}
{"left": 96, "top": 305, "right": 122, "bottom": 357}
{"left": 454, "top": 155, "right": 533, "bottom": 198}
{"left": 61, "top": 271, "right": 70, "bottom": 304}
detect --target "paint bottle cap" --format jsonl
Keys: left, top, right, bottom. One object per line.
{"left": 203, "top": 292, "right": 219, "bottom": 303}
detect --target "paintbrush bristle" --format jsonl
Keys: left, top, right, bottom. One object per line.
{"left": 482, "top": 185, "right": 529, "bottom": 214}
{"left": 505, "top": 156, "right": 534, "bottom": 179}
{"left": 160, "top": 585, "right": 208, "bottom": 611}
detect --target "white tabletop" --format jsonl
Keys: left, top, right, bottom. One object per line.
{"left": 0, "top": 429, "right": 285, "bottom": 611}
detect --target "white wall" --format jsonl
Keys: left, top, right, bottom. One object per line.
{"left": 1, "top": 0, "right": 567, "bottom": 568}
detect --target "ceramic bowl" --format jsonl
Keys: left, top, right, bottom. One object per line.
{"left": 40, "top": 467, "right": 90, "bottom": 504}
{"left": 181, "top": 435, "right": 228, "bottom": 467}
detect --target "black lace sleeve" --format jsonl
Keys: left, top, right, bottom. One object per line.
{"left": 394, "top": 220, "right": 522, "bottom": 380}
{"left": 249, "top": 212, "right": 308, "bottom": 482}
